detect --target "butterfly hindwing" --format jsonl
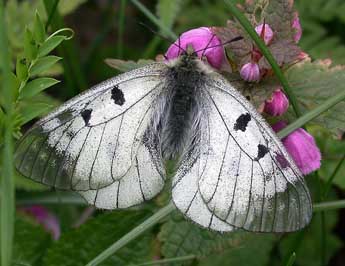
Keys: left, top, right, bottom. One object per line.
{"left": 172, "top": 72, "right": 312, "bottom": 233}
{"left": 15, "top": 64, "right": 167, "bottom": 205}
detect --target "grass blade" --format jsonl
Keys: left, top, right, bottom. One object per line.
{"left": 0, "top": 1, "right": 15, "bottom": 265}
{"left": 223, "top": 0, "right": 302, "bottom": 117}
{"left": 85, "top": 202, "right": 175, "bottom": 266}
{"left": 130, "top": 0, "right": 177, "bottom": 40}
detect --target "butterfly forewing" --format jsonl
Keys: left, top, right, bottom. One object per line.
{"left": 15, "top": 64, "right": 167, "bottom": 199}
{"left": 172, "top": 72, "right": 312, "bottom": 232}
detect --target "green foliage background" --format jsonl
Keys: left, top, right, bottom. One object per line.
{"left": 1, "top": 0, "right": 345, "bottom": 266}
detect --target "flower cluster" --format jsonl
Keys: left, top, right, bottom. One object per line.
{"left": 164, "top": 17, "right": 320, "bottom": 175}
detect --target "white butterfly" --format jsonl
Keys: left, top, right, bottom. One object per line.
{"left": 15, "top": 48, "right": 312, "bottom": 233}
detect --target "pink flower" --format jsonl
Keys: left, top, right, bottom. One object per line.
{"left": 264, "top": 88, "right": 289, "bottom": 116}
{"left": 20, "top": 205, "right": 60, "bottom": 240}
{"left": 165, "top": 27, "right": 224, "bottom": 69}
{"left": 272, "top": 121, "right": 321, "bottom": 175}
{"left": 240, "top": 62, "right": 260, "bottom": 82}
{"left": 255, "top": 23, "right": 274, "bottom": 45}
{"left": 292, "top": 12, "right": 302, "bottom": 43}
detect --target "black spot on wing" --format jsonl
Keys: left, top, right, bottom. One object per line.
{"left": 234, "top": 113, "right": 251, "bottom": 132}
{"left": 111, "top": 85, "right": 125, "bottom": 106}
{"left": 275, "top": 152, "right": 290, "bottom": 169}
{"left": 81, "top": 109, "right": 92, "bottom": 125}
{"left": 255, "top": 144, "right": 269, "bottom": 161}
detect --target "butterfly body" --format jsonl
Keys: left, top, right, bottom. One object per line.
{"left": 15, "top": 51, "right": 312, "bottom": 233}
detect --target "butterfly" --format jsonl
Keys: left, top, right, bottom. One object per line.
{"left": 14, "top": 44, "right": 312, "bottom": 233}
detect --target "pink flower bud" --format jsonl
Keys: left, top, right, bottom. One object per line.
{"left": 20, "top": 205, "right": 60, "bottom": 240}
{"left": 292, "top": 12, "right": 302, "bottom": 43}
{"left": 255, "top": 23, "right": 274, "bottom": 45}
{"left": 165, "top": 27, "right": 224, "bottom": 69}
{"left": 240, "top": 62, "right": 260, "bottom": 82}
{"left": 264, "top": 88, "right": 289, "bottom": 116}
{"left": 272, "top": 121, "right": 321, "bottom": 175}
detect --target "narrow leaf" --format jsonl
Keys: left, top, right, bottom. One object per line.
{"left": 18, "top": 101, "right": 53, "bottom": 125}
{"left": 33, "top": 11, "right": 46, "bottom": 43}
{"left": 38, "top": 35, "right": 65, "bottom": 57}
{"left": 24, "top": 28, "right": 38, "bottom": 61}
{"left": 30, "top": 56, "right": 62, "bottom": 76}
{"left": 19, "top": 78, "right": 59, "bottom": 99}
{"left": 16, "top": 57, "right": 28, "bottom": 81}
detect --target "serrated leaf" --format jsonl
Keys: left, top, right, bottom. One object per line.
{"left": 105, "top": 58, "right": 154, "bottom": 72}
{"left": 42, "top": 210, "right": 154, "bottom": 266}
{"left": 38, "top": 35, "right": 66, "bottom": 57}
{"left": 33, "top": 11, "right": 46, "bottom": 43}
{"left": 313, "top": 129, "right": 345, "bottom": 189}
{"left": 30, "top": 56, "right": 62, "bottom": 76}
{"left": 286, "top": 59, "right": 345, "bottom": 136}
{"left": 279, "top": 201, "right": 341, "bottom": 266}
{"left": 24, "top": 28, "right": 38, "bottom": 61}
{"left": 12, "top": 213, "right": 51, "bottom": 266}
{"left": 156, "top": 0, "right": 183, "bottom": 29}
{"left": 199, "top": 234, "right": 276, "bottom": 266}
{"left": 158, "top": 212, "right": 275, "bottom": 265}
{"left": 19, "top": 78, "right": 59, "bottom": 99}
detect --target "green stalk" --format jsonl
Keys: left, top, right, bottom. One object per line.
{"left": 134, "top": 255, "right": 196, "bottom": 266}
{"left": 0, "top": 1, "right": 15, "bottom": 265}
{"left": 277, "top": 88, "right": 345, "bottom": 138}
{"left": 130, "top": 0, "right": 177, "bottom": 40}
{"left": 313, "top": 200, "right": 345, "bottom": 212}
{"left": 224, "top": 0, "right": 302, "bottom": 117}
{"left": 85, "top": 202, "right": 175, "bottom": 266}
{"left": 286, "top": 252, "right": 296, "bottom": 266}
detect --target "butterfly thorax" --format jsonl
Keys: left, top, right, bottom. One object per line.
{"left": 157, "top": 56, "right": 209, "bottom": 162}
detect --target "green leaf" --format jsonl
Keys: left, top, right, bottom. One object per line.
{"left": 18, "top": 100, "right": 54, "bottom": 125}
{"left": 19, "top": 77, "right": 59, "bottom": 99}
{"left": 286, "top": 59, "right": 345, "bottom": 136}
{"left": 314, "top": 129, "right": 345, "bottom": 190}
{"left": 158, "top": 212, "right": 276, "bottom": 265}
{"left": 105, "top": 58, "right": 154, "bottom": 72}
{"left": 199, "top": 234, "right": 276, "bottom": 266}
{"left": 156, "top": 0, "right": 183, "bottom": 29}
{"left": 16, "top": 57, "right": 28, "bottom": 81}
{"left": 24, "top": 28, "right": 38, "bottom": 61}
{"left": 279, "top": 209, "right": 341, "bottom": 266}
{"left": 12, "top": 213, "right": 51, "bottom": 266}
{"left": 30, "top": 55, "right": 62, "bottom": 76}
{"left": 58, "top": 0, "right": 87, "bottom": 15}
{"left": 38, "top": 35, "right": 66, "bottom": 57}
{"left": 42, "top": 210, "right": 154, "bottom": 266}
{"left": 33, "top": 11, "right": 46, "bottom": 43}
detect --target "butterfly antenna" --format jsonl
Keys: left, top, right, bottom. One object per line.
{"left": 138, "top": 22, "right": 186, "bottom": 54}
{"left": 201, "top": 34, "right": 216, "bottom": 57}
{"left": 194, "top": 36, "right": 243, "bottom": 53}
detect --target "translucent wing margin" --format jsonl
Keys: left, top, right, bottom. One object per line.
{"left": 15, "top": 64, "right": 167, "bottom": 207}
{"left": 173, "top": 73, "right": 312, "bottom": 233}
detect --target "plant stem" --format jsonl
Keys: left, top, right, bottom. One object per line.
{"left": 224, "top": 0, "right": 302, "bottom": 117}
{"left": 313, "top": 200, "right": 345, "bottom": 212}
{"left": 130, "top": 0, "right": 177, "bottom": 40}
{"left": 277, "top": 88, "right": 345, "bottom": 138}
{"left": 286, "top": 252, "right": 296, "bottom": 266}
{"left": 0, "top": 1, "right": 15, "bottom": 265}
{"left": 85, "top": 202, "right": 176, "bottom": 266}
{"left": 45, "top": 0, "right": 59, "bottom": 31}
{"left": 134, "top": 255, "right": 196, "bottom": 266}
